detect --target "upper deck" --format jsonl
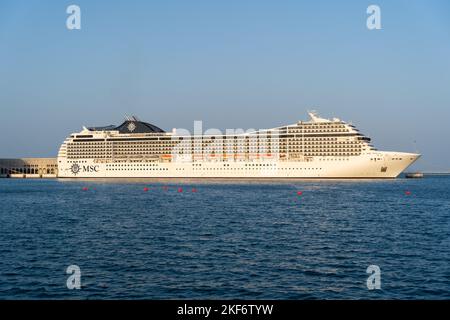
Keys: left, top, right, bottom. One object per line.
{"left": 58, "top": 112, "right": 376, "bottom": 162}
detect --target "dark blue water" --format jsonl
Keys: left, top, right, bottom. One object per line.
{"left": 0, "top": 177, "right": 449, "bottom": 299}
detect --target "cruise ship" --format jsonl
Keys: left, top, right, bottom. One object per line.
{"left": 57, "top": 112, "right": 420, "bottom": 178}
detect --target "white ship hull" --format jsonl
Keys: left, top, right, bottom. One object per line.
{"left": 58, "top": 152, "right": 419, "bottom": 179}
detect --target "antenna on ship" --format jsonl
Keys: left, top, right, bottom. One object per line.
{"left": 413, "top": 140, "right": 420, "bottom": 154}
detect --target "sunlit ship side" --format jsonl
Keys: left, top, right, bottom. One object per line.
{"left": 57, "top": 112, "right": 420, "bottom": 179}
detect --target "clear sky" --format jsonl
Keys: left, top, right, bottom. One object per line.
{"left": 1, "top": 0, "right": 449, "bottom": 171}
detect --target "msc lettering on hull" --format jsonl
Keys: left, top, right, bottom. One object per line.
{"left": 83, "top": 165, "right": 99, "bottom": 172}
{"left": 70, "top": 163, "right": 99, "bottom": 175}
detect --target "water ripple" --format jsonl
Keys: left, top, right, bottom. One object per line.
{"left": 0, "top": 177, "right": 449, "bottom": 299}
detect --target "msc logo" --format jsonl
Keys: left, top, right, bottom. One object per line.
{"left": 70, "top": 163, "right": 80, "bottom": 175}
{"left": 127, "top": 122, "right": 136, "bottom": 132}
{"left": 70, "top": 163, "right": 99, "bottom": 175}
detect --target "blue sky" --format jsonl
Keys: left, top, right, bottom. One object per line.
{"left": 0, "top": 0, "right": 449, "bottom": 171}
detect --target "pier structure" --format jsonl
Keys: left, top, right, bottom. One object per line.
{"left": 0, "top": 158, "right": 57, "bottom": 178}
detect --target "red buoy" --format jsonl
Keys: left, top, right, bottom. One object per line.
{"left": 192, "top": 188, "right": 197, "bottom": 193}
{"left": 178, "top": 187, "right": 183, "bottom": 193}
{"left": 405, "top": 191, "right": 411, "bottom": 196}
{"left": 297, "top": 191, "right": 303, "bottom": 196}
{"left": 143, "top": 187, "right": 149, "bottom": 192}
{"left": 82, "top": 187, "right": 88, "bottom": 191}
